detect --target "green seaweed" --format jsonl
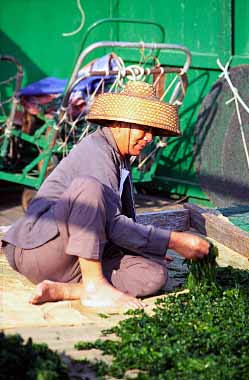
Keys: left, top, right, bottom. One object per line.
{"left": 0, "top": 333, "right": 69, "bottom": 380}
{"left": 97, "top": 313, "right": 111, "bottom": 319}
{"left": 185, "top": 242, "right": 219, "bottom": 290}
{"left": 2, "top": 242, "right": 249, "bottom": 380}
{"left": 75, "top": 265, "right": 249, "bottom": 380}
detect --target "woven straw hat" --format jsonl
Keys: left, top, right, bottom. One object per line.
{"left": 87, "top": 80, "right": 181, "bottom": 136}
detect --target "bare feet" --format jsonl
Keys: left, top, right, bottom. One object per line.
{"left": 80, "top": 280, "right": 144, "bottom": 311}
{"left": 30, "top": 258, "right": 145, "bottom": 311}
{"left": 29, "top": 279, "right": 144, "bottom": 311}
{"left": 79, "top": 257, "right": 144, "bottom": 311}
{"left": 29, "top": 280, "right": 82, "bottom": 305}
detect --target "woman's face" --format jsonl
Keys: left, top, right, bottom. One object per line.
{"left": 113, "top": 122, "right": 154, "bottom": 157}
{"left": 128, "top": 124, "right": 154, "bottom": 156}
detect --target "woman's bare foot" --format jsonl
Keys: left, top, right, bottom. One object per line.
{"left": 30, "top": 258, "right": 144, "bottom": 311}
{"left": 80, "top": 280, "right": 144, "bottom": 311}
{"left": 29, "top": 280, "right": 82, "bottom": 305}
{"left": 29, "top": 279, "right": 143, "bottom": 311}
{"left": 78, "top": 257, "right": 144, "bottom": 311}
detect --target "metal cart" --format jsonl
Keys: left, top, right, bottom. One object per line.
{"left": 0, "top": 19, "right": 191, "bottom": 208}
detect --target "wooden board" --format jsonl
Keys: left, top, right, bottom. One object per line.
{"left": 184, "top": 203, "right": 249, "bottom": 258}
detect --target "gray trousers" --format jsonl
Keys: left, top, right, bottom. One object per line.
{"left": 4, "top": 178, "right": 168, "bottom": 297}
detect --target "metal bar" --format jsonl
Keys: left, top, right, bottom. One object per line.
{"left": 65, "top": 41, "right": 191, "bottom": 96}
{"left": 22, "top": 151, "right": 50, "bottom": 175}
{"left": 62, "top": 41, "right": 191, "bottom": 111}
{"left": 10, "top": 129, "right": 49, "bottom": 150}
{"left": 77, "top": 18, "right": 165, "bottom": 61}
{"left": 0, "top": 55, "right": 24, "bottom": 160}
{"left": 61, "top": 67, "right": 188, "bottom": 113}
{"left": 0, "top": 55, "right": 23, "bottom": 97}
{"left": 0, "top": 171, "right": 39, "bottom": 188}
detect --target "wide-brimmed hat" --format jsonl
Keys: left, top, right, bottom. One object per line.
{"left": 86, "top": 80, "right": 181, "bottom": 136}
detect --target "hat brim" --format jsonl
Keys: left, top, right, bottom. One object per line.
{"left": 87, "top": 93, "right": 181, "bottom": 137}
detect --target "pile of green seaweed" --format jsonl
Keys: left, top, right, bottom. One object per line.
{"left": 0, "top": 333, "right": 69, "bottom": 380}
{"left": 2, "top": 244, "right": 249, "bottom": 379}
{"left": 75, "top": 244, "right": 249, "bottom": 380}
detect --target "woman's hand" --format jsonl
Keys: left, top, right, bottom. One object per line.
{"left": 168, "top": 231, "right": 210, "bottom": 260}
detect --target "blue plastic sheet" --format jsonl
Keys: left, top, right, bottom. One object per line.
{"left": 20, "top": 54, "right": 118, "bottom": 96}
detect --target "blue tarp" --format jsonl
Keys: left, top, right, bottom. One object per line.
{"left": 20, "top": 54, "right": 118, "bottom": 96}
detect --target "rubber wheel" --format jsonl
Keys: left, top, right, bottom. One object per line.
{"left": 22, "top": 188, "right": 37, "bottom": 211}
{"left": 194, "top": 65, "right": 249, "bottom": 208}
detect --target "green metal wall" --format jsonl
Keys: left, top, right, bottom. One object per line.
{"left": 1, "top": 0, "right": 249, "bottom": 203}
{"left": 3, "top": 1, "right": 247, "bottom": 80}
{"left": 0, "top": 0, "right": 112, "bottom": 83}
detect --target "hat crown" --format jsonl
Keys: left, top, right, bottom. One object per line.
{"left": 87, "top": 80, "right": 181, "bottom": 137}
{"left": 121, "top": 81, "right": 157, "bottom": 99}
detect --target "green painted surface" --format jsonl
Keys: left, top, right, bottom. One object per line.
{"left": 234, "top": 0, "right": 249, "bottom": 57}
{"left": 117, "top": 0, "right": 232, "bottom": 68}
{"left": 1, "top": 0, "right": 240, "bottom": 82}
{"left": 0, "top": 0, "right": 249, "bottom": 203}
{"left": 0, "top": 0, "right": 112, "bottom": 84}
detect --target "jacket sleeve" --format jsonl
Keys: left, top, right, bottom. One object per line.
{"left": 103, "top": 185, "right": 171, "bottom": 257}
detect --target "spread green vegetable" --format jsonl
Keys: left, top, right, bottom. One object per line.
{"left": 75, "top": 245, "right": 249, "bottom": 380}
{"left": 0, "top": 333, "right": 69, "bottom": 380}
{"left": 2, "top": 244, "right": 249, "bottom": 380}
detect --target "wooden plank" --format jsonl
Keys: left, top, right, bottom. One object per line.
{"left": 184, "top": 203, "right": 249, "bottom": 258}
{"left": 137, "top": 209, "right": 190, "bottom": 231}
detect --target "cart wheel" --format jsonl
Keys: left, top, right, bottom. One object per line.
{"left": 22, "top": 188, "right": 37, "bottom": 211}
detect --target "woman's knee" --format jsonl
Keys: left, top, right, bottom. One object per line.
{"left": 111, "top": 257, "right": 168, "bottom": 297}
{"left": 136, "top": 263, "right": 168, "bottom": 297}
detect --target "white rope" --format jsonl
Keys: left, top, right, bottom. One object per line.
{"left": 153, "top": 66, "right": 164, "bottom": 88}
{"left": 217, "top": 59, "right": 249, "bottom": 113}
{"left": 62, "top": 0, "right": 85, "bottom": 37}
{"left": 0, "top": 74, "right": 18, "bottom": 86}
{"left": 79, "top": 122, "right": 91, "bottom": 141}
{"left": 4, "top": 128, "right": 12, "bottom": 137}
{"left": 234, "top": 96, "right": 249, "bottom": 169}
{"left": 138, "top": 41, "right": 145, "bottom": 65}
{"left": 160, "top": 74, "right": 178, "bottom": 101}
{"left": 137, "top": 140, "right": 167, "bottom": 169}
{"left": 53, "top": 124, "right": 61, "bottom": 131}
{"left": 126, "top": 65, "right": 145, "bottom": 81}
{"left": 109, "top": 56, "right": 126, "bottom": 91}
{"left": 217, "top": 58, "right": 249, "bottom": 170}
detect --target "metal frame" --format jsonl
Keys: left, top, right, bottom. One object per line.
{"left": 0, "top": 19, "right": 191, "bottom": 193}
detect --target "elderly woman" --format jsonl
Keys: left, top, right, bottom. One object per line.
{"left": 2, "top": 81, "right": 209, "bottom": 310}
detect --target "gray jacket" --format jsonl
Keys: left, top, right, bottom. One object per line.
{"left": 3, "top": 127, "right": 170, "bottom": 257}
